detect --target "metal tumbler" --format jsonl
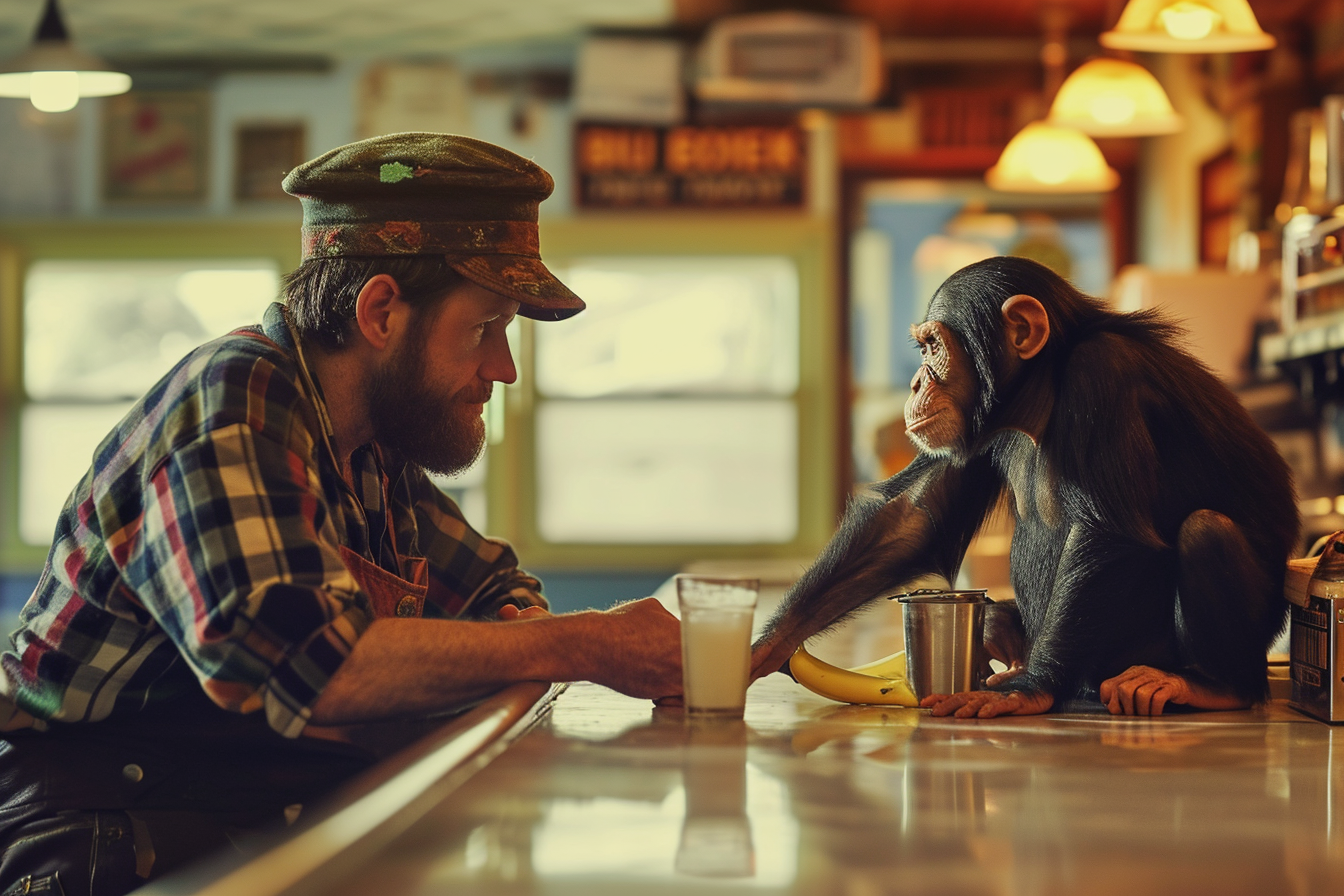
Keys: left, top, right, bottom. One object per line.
{"left": 894, "top": 589, "right": 989, "bottom": 700}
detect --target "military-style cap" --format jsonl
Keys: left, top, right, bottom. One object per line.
{"left": 282, "top": 132, "right": 584, "bottom": 321}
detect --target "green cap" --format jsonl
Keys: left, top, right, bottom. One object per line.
{"left": 283, "top": 132, "right": 584, "bottom": 321}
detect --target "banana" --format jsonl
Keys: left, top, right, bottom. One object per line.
{"left": 789, "top": 644, "right": 920, "bottom": 706}
{"left": 849, "top": 649, "right": 908, "bottom": 678}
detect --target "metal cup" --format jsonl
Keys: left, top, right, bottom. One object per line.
{"left": 894, "top": 589, "right": 989, "bottom": 700}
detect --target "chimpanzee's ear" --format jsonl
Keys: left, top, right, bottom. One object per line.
{"left": 1001, "top": 294, "right": 1050, "bottom": 360}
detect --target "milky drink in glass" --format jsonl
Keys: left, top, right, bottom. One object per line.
{"left": 677, "top": 576, "right": 759, "bottom": 718}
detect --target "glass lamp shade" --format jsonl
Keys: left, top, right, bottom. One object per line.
{"left": 986, "top": 122, "right": 1120, "bottom": 193}
{"left": 1048, "top": 58, "right": 1183, "bottom": 137}
{"left": 0, "top": 0, "right": 130, "bottom": 112}
{"left": 1100, "top": 0, "right": 1275, "bottom": 53}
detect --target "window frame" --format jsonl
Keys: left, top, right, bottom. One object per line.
{"left": 0, "top": 220, "right": 302, "bottom": 572}
{"left": 488, "top": 215, "right": 841, "bottom": 570}
{"left": 0, "top": 215, "right": 842, "bottom": 576}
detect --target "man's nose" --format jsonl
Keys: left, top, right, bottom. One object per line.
{"left": 485, "top": 338, "right": 518, "bottom": 385}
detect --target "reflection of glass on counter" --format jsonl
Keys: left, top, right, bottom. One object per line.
{"left": 675, "top": 720, "right": 755, "bottom": 878}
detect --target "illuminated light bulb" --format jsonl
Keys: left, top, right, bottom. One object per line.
{"left": 986, "top": 122, "right": 1119, "bottom": 193}
{"left": 29, "top": 70, "right": 78, "bottom": 112}
{"left": 1090, "top": 92, "right": 1137, "bottom": 126}
{"left": 1159, "top": 1, "right": 1221, "bottom": 40}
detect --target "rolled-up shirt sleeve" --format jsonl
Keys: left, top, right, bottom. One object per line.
{"left": 405, "top": 466, "right": 547, "bottom": 620}
{"left": 134, "top": 422, "right": 373, "bottom": 737}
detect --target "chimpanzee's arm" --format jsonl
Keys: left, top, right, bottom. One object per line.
{"left": 750, "top": 452, "right": 1002, "bottom": 680}
{"left": 925, "top": 521, "right": 1175, "bottom": 717}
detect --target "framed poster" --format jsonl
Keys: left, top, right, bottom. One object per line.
{"left": 102, "top": 91, "right": 210, "bottom": 204}
{"left": 235, "top": 123, "right": 306, "bottom": 201}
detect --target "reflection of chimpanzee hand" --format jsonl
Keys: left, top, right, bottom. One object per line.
{"left": 920, "top": 689, "right": 1053, "bottom": 718}
{"left": 982, "top": 599, "right": 1025, "bottom": 674}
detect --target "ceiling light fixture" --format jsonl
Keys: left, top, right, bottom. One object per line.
{"left": 1048, "top": 58, "right": 1183, "bottom": 137}
{"left": 1100, "top": 0, "right": 1275, "bottom": 53}
{"left": 0, "top": 0, "right": 131, "bottom": 113}
{"left": 986, "top": 121, "right": 1120, "bottom": 193}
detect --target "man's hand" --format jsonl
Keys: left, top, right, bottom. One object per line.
{"left": 585, "top": 598, "right": 684, "bottom": 701}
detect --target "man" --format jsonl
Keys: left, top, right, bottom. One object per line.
{"left": 0, "top": 133, "right": 683, "bottom": 896}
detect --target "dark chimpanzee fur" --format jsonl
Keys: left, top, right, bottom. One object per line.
{"left": 752, "top": 255, "right": 1298, "bottom": 716}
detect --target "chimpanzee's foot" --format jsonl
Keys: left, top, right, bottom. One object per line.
{"left": 1099, "top": 665, "right": 1251, "bottom": 716}
{"left": 920, "top": 689, "right": 1054, "bottom": 718}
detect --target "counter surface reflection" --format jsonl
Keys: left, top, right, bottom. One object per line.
{"left": 319, "top": 673, "right": 1344, "bottom": 896}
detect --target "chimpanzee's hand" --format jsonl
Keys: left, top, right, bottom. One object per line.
{"left": 750, "top": 637, "right": 798, "bottom": 683}
{"left": 982, "top": 599, "right": 1026, "bottom": 670}
{"left": 1099, "top": 665, "right": 1250, "bottom": 715}
{"left": 920, "top": 689, "right": 1053, "bottom": 718}
{"left": 985, "top": 661, "right": 1026, "bottom": 687}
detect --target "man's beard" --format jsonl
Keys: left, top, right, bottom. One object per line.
{"left": 365, "top": 325, "right": 489, "bottom": 476}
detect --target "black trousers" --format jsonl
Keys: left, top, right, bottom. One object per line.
{"left": 0, "top": 706, "right": 376, "bottom": 896}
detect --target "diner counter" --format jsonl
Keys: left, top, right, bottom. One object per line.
{"left": 140, "top": 582, "right": 1343, "bottom": 896}
{"left": 213, "top": 677, "right": 1340, "bottom": 896}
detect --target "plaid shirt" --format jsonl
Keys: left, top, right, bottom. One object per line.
{"left": 0, "top": 303, "right": 544, "bottom": 738}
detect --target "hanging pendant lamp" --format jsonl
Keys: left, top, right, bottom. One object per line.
{"left": 0, "top": 0, "right": 131, "bottom": 113}
{"left": 1048, "top": 58, "right": 1183, "bottom": 137}
{"left": 1100, "top": 0, "right": 1275, "bottom": 53}
{"left": 986, "top": 122, "right": 1120, "bottom": 193}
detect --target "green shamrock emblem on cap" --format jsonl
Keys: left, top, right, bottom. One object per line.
{"left": 380, "top": 162, "right": 415, "bottom": 184}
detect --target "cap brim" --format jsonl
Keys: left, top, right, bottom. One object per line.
{"left": 445, "top": 254, "right": 585, "bottom": 321}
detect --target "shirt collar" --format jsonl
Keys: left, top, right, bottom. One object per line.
{"left": 262, "top": 301, "right": 338, "bottom": 448}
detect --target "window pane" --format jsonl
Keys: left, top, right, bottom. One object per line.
{"left": 24, "top": 260, "right": 280, "bottom": 400}
{"left": 19, "top": 403, "right": 136, "bottom": 546}
{"left": 536, "top": 257, "right": 798, "bottom": 398}
{"left": 536, "top": 399, "right": 797, "bottom": 543}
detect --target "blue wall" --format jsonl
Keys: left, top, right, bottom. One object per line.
{"left": 0, "top": 570, "right": 669, "bottom": 635}
{"left": 531, "top": 570, "right": 675, "bottom": 615}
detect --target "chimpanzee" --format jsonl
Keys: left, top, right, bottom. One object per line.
{"left": 752, "top": 255, "right": 1297, "bottom": 717}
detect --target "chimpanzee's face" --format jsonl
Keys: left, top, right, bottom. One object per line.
{"left": 905, "top": 320, "right": 977, "bottom": 459}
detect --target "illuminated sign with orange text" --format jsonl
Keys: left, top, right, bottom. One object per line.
{"left": 575, "top": 124, "right": 806, "bottom": 208}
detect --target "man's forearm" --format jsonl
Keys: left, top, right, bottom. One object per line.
{"left": 309, "top": 615, "right": 592, "bottom": 724}
{"left": 308, "top": 598, "right": 681, "bottom": 725}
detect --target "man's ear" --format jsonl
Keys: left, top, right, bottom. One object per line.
{"left": 1001, "top": 294, "right": 1049, "bottom": 361}
{"left": 353, "top": 274, "right": 403, "bottom": 351}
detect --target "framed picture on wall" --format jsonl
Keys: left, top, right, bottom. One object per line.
{"left": 102, "top": 91, "right": 210, "bottom": 204}
{"left": 235, "top": 123, "right": 306, "bottom": 201}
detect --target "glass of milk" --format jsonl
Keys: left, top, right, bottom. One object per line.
{"left": 676, "top": 575, "right": 760, "bottom": 719}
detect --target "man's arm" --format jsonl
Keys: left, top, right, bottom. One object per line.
{"left": 309, "top": 597, "right": 682, "bottom": 725}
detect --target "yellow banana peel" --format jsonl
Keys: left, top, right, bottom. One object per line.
{"left": 789, "top": 644, "right": 920, "bottom": 706}
{"left": 849, "top": 648, "right": 909, "bottom": 677}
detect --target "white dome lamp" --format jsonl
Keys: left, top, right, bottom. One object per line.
{"left": 1101, "top": 0, "right": 1275, "bottom": 54}
{"left": 1048, "top": 57, "right": 1184, "bottom": 137}
{"left": 0, "top": 0, "right": 131, "bottom": 113}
